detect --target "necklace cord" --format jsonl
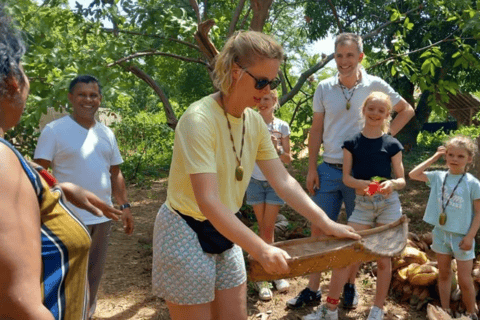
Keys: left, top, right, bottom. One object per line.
{"left": 441, "top": 172, "right": 466, "bottom": 211}
{"left": 220, "top": 93, "right": 246, "bottom": 180}
{"left": 339, "top": 78, "right": 361, "bottom": 110}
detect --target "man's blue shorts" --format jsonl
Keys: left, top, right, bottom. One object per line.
{"left": 311, "top": 162, "right": 356, "bottom": 221}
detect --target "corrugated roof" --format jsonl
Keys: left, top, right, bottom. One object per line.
{"left": 438, "top": 92, "right": 480, "bottom": 125}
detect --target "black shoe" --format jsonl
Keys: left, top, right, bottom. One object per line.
{"left": 342, "top": 283, "right": 358, "bottom": 309}
{"left": 286, "top": 287, "right": 321, "bottom": 309}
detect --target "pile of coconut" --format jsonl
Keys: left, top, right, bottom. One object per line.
{"left": 388, "top": 231, "right": 480, "bottom": 318}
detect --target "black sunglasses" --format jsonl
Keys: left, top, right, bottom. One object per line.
{"left": 237, "top": 63, "right": 281, "bottom": 90}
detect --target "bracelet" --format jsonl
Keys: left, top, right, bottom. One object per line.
{"left": 120, "top": 203, "right": 131, "bottom": 210}
{"left": 326, "top": 296, "right": 340, "bottom": 305}
{"left": 277, "top": 146, "right": 284, "bottom": 155}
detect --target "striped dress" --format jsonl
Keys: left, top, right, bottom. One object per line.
{"left": 0, "top": 138, "right": 91, "bottom": 320}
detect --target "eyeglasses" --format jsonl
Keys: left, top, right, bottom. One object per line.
{"left": 236, "top": 63, "right": 281, "bottom": 90}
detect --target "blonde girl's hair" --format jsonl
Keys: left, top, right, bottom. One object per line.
{"left": 269, "top": 88, "right": 280, "bottom": 110}
{"left": 360, "top": 91, "right": 392, "bottom": 133}
{"left": 444, "top": 135, "right": 478, "bottom": 168}
{"left": 213, "top": 31, "right": 284, "bottom": 94}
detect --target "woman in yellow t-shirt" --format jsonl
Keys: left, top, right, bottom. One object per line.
{"left": 152, "top": 30, "right": 360, "bottom": 320}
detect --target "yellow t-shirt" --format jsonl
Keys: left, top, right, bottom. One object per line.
{"left": 165, "top": 95, "right": 278, "bottom": 221}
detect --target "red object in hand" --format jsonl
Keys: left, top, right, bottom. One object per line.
{"left": 366, "top": 181, "right": 381, "bottom": 196}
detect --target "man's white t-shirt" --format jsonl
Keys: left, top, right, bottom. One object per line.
{"left": 34, "top": 116, "right": 123, "bottom": 225}
{"left": 313, "top": 68, "right": 402, "bottom": 164}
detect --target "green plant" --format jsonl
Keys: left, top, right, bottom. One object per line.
{"left": 416, "top": 125, "right": 480, "bottom": 151}
{"left": 362, "top": 277, "right": 372, "bottom": 288}
{"left": 416, "top": 130, "right": 448, "bottom": 150}
{"left": 114, "top": 111, "right": 174, "bottom": 185}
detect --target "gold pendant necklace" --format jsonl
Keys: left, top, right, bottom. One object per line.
{"left": 439, "top": 172, "right": 465, "bottom": 225}
{"left": 339, "top": 78, "right": 361, "bottom": 110}
{"left": 220, "top": 93, "right": 245, "bottom": 181}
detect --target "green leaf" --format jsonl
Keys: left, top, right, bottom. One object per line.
{"left": 391, "top": 64, "right": 397, "bottom": 76}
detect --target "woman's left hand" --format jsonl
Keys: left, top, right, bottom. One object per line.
{"left": 326, "top": 222, "right": 361, "bottom": 240}
{"left": 59, "top": 182, "right": 121, "bottom": 221}
{"left": 459, "top": 236, "right": 473, "bottom": 251}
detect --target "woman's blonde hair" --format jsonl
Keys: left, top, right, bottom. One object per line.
{"left": 213, "top": 31, "right": 283, "bottom": 94}
{"left": 444, "top": 135, "right": 478, "bottom": 166}
{"left": 360, "top": 91, "right": 393, "bottom": 133}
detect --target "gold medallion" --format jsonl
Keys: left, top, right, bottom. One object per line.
{"left": 346, "top": 102, "right": 351, "bottom": 110}
{"left": 439, "top": 212, "right": 447, "bottom": 225}
{"left": 235, "top": 166, "right": 244, "bottom": 181}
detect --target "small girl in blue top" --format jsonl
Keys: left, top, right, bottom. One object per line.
{"left": 409, "top": 135, "right": 480, "bottom": 319}
{"left": 305, "top": 91, "right": 405, "bottom": 320}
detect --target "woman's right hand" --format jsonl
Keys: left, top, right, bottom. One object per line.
{"left": 256, "top": 244, "right": 291, "bottom": 275}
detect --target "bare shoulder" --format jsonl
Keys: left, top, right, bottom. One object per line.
{"left": 0, "top": 143, "right": 24, "bottom": 181}
{"left": 0, "top": 143, "right": 39, "bottom": 217}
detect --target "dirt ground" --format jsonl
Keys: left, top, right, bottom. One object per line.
{"left": 91, "top": 172, "right": 440, "bottom": 320}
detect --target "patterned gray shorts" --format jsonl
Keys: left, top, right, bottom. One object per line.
{"left": 152, "top": 204, "right": 246, "bottom": 305}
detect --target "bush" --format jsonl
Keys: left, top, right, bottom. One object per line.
{"left": 417, "top": 125, "right": 480, "bottom": 150}
{"left": 114, "top": 111, "right": 174, "bottom": 186}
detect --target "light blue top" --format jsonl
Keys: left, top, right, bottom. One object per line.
{"left": 424, "top": 171, "right": 480, "bottom": 235}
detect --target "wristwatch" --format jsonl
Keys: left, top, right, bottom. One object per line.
{"left": 120, "top": 203, "right": 131, "bottom": 210}
{"left": 277, "top": 146, "right": 284, "bottom": 155}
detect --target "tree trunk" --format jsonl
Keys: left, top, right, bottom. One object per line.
{"left": 395, "top": 90, "right": 432, "bottom": 152}
{"left": 123, "top": 64, "right": 178, "bottom": 129}
{"left": 250, "top": 0, "right": 274, "bottom": 31}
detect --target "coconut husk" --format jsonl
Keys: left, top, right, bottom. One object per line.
{"left": 248, "top": 215, "right": 408, "bottom": 281}
{"left": 427, "top": 304, "right": 470, "bottom": 319}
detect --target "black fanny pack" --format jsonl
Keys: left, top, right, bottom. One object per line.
{"left": 174, "top": 209, "right": 241, "bottom": 254}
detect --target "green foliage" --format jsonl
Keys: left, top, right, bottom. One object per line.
{"left": 416, "top": 125, "right": 480, "bottom": 150}
{"left": 7, "top": 0, "right": 480, "bottom": 186}
{"left": 304, "top": 0, "right": 480, "bottom": 124}
{"left": 114, "top": 111, "right": 174, "bottom": 185}
{"left": 416, "top": 130, "right": 449, "bottom": 150}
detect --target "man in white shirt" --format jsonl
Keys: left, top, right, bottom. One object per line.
{"left": 287, "top": 33, "right": 415, "bottom": 313}
{"left": 34, "top": 75, "right": 134, "bottom": 319}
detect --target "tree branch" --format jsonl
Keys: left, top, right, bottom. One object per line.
{"left": 202, "top": 0, "right": 208, "bottom": 20}
{"left": 102, "top": 28, "right": 200, "bottom": 51}
{"left": 189, "top": 0, "right": 201, "bottom": 24}
{"left": 280, "top": 54, "right": 333, "bottom": 105}
{"left": 362, "top": 5, "right": 422, "bottom": 40}
{"left": 121, "top": 64, "right": 178, "bottom": 129}
{"left": 319, "top": 0, "right": 343, "bottom": 33}
{"left": 240, "top": 6, "right": 251, "bottom": 30}
{"left": 107, "top": 50, "right": 207, "bottom": 67}
{"left": 228, "top": 0, "right": 247, "bottom": 37}
{"left": 249, "top": 0, "right": 273, "bottom": 31}
{"left": 194, "top": 19, "right": 219, "bottom": 66}
{"left": 288, "top": 96, "right": 311, "bottom": 128}
{"left": 367, "top": 33, "right": 462, "bottom": 71}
